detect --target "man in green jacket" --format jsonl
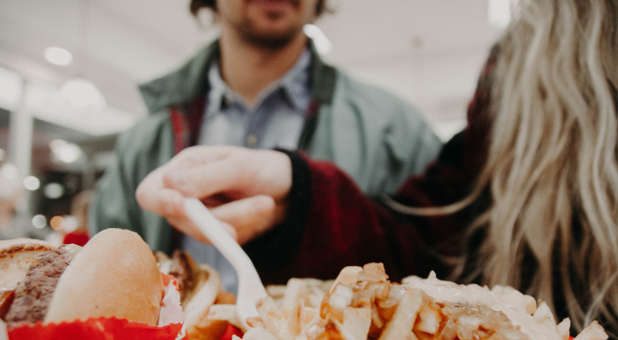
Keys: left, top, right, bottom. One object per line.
{"left": 90, "top": 0, "right": 441, "bottom": 289}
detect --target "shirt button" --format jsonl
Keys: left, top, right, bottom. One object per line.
{"left": 246, "top": 134, "right": 258, "bottom": 147}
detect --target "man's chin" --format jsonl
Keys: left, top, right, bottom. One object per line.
{"left": 240, "top": 28, "right": 302, "bottom": 49}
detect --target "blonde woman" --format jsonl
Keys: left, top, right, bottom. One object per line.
{"left": 136, "top": 0, "right": 618, "bottom": 335}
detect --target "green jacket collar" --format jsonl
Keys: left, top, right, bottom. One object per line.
{"left": 139, "top": 39, "right": 336, "bottom": 114}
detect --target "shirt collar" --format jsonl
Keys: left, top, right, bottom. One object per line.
{"left": 206, "top": 59, "right": 229, "bottom": 114}
{"left": 206, "top": 48, "right": 312, "bottom": 114}
{"left": 278, "top": 49, "right": 312, "bottom": 111}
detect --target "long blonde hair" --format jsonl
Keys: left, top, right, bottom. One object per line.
{"left": 392, "top": 0, "right": 618, "bottom": 333}
{"left": 480, "top": 0, "right": 618, "bottom": 332}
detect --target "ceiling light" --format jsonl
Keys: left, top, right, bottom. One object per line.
{"left": 304, "top": 24, "right": 332, "bottom": 55}
{"left": 44, "top": 46, "right": 73, "bottom": 66}
{"left": 60, "top": 78, "right": 106, "bottom": 111}
{"left": 50, "top": 139, "right": 83, "bottom": 164}
{"left": 32, "top": 214, "right": 47, "bottom": 229}
{"left": 44, "top": 182, "right": 65, "bottom": 199}
{"left": 23, "top": 175, "right": 40, "bottom": 191}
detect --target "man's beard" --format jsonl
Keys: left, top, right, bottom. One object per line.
{"left": 235, "top": 20, "right": 303, "bottom": 49}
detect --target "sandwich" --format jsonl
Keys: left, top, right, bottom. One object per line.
{"left": 0, "top": 228, "right": 163, "bottom": 328}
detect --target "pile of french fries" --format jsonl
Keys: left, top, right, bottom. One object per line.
{"left": 230, "top": 263, "right": 607, "bottom": 340}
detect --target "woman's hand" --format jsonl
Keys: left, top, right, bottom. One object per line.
{"left": 136, "top": 146, "right": 292, "bottom": 245}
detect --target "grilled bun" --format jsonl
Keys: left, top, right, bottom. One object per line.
{"left": 0, "top": 238, "right": 54, "bottom": 291}
{"left": 45, "top": 228, "right": 162, "bottom": 325}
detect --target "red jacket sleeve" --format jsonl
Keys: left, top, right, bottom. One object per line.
{"left": 287, "top": 156, "right": 452, "bottom": 282}
{"left": 247, "top": 133, "right": 485, "bottom": 284}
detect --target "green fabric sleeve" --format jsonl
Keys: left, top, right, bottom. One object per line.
{"left": 88, "top": 134, "right": 142, "bottom": 237}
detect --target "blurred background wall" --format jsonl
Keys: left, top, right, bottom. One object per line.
{"left": 0, "top": 0, "right": 511, "bottom": 239}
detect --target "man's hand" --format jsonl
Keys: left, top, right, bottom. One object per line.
{"left": 136, "top": 146, "right": 293, "bottom": 245}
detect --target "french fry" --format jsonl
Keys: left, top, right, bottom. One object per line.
{"left": 266, "top": 285, "right": 287, "bottom": 300}
{"left": 188, "top": 304, "right": 240, "bottom": 340}
{"left": 342, "top": 307, "right": 371, "bottom": 340}
{"left": 573, "top": 321, "right": 608, "bottom": 340}
{"left": 281, "top": 278, "right": 307, "bottom": 334}
{"left": 241, "top": 327, "right": 280, "bottom": 340}
{"left": 317, "top": 319, "right": 347, "bottom": 340}
{"left": 322, "top": 284, "right": 354, "bottom": 322}
{"left": 214, "top": 291, "right": 236, "bottom": 305}
{"left": 331, "top": 267, "right": 363, "bottom": 288}
{"left": 376, "top": 284, "right": 405, "bottom": 322}
{"left": 307, "top": 286, "right": 327, "bottom": 309}
{"left": 378, "top": 289, "right": 423, "bottom": 340}
{"left": 257, "top": 296, "right": 295, "bottom": 339}
{"left": 490, "top": 285, "right": 537, "bottom": 315}
{"left": 299, "top": 306, "right": 320, "bottom": 332}
{"left": 533, "top": 301, "right": 565, "bottom": 338}
{"left": 415, "top": 303, "right": 442, "bottom": 335}
{"left": 533, "top": 302, "right": 556, "bottom": 324}
{"left": 557, "top": 318, "right": 571, "bottom": 340}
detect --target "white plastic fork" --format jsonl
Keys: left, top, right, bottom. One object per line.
{"left": 180, "top": 198, "right": 267, "bottom": 333}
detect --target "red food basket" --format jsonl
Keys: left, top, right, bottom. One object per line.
{"left": 61, "top": 230, "right": 90, "bottom": 247}
{"left": 8, "top": 318, "right": 184, "bottom": 340}
{"left": 8, "top": 319, "right": 243, "bottom": 340}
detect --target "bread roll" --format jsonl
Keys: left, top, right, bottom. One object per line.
{"left": 45, "top": 228, "right": 162, "bottom": 325}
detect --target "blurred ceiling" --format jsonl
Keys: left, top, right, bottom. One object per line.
{"left": 0, "top": 0, "right": 503, "bottom": 140}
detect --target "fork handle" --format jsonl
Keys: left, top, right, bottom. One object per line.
{"left": 183, "top": 198, "right": 267, "bottom": 296}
